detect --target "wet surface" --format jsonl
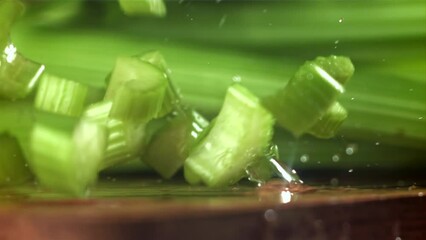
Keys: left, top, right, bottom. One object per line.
{"left": 0, "top": 177, "right": 425, "bottom": 239}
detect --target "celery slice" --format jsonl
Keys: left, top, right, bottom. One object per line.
{"left": 308, "top": 102, "right": 348, "bottom": 139}
{"left": 137, "top": 50, "right": 181, "bottom": 117}
{"left": 118, "top": 0, "right": 166, "bottom": 17}
{"left": 142, "top": 109, "right": 209, "bottom": 179}
{"left": 184, "top": 84, "right": 274, "bottom": 187}
{"left": 83, "top": 101, "right": 147, "bottom": 170}
{"left": 263, "top": 55, "right": 354, "bottom": 137}
{"left": 109, "top": 78, "right": 167, "bottom": 122}
{"left": 0, "top": 133, "right": 32, "bottom": 186}
{"left": 29, "top": 112, "right": 106, "bottom": 196}
{"left": 0, "top": 43, "right": 45, "bottom": 100}
{"left": 104, "top": 56, "right": 168, "bottom": 100}
{"left": 34, "top": 73, "right": 89, "bottom": 117}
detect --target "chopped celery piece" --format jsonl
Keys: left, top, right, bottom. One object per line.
{"left": 0, "top": 133, "right": 32, "bottom": 186}
{"left": 35, "top": 73, "right": 89, "bottom": 117}
{"left": 0, "top": 0, "right": 24, "bottom": 51}
{"left": 0, "top": 43, "right": 45, "bottom": 100}
{"left": 308, "top": 102, "right": 348, "bottom": 139}
{"left": 184, "top": 84, "right": 274, "bottom": 187}
{"left": 143, "top": 109, "right": 209, "bottom": 179}
{"left": 110, "top": 78, "right": 167, "bottom": 122}
{"left": 104, "top": 56, "right": 168, "bottom": 100}
{"left": 263, "top": 55, "right": 354, "bottom": 137}
{"left": 137, "top": 50, "right": 181, "bottom": 117}
{"left": 83, "top": 101, "right": 147, "bottom": 170}
{"left": 118, "top": 0, "right": 166, "bottom": 17}
{"left": 29, "top": 112, "right": 106, "bottom": 196}
{"left": 0, "top": 100, "right": 35, "bottom": 160}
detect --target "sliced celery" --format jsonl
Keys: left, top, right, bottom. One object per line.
{"left": 0, "top": 43, "right": 45, "bottom": 100}
{"left": 142, "top": 109, "right": 209, "bottom": 179}
{"left": 263, "top": 56, "right": 354, "bottom": 137}
{"left": 34, "top": 73, "right": 89, "bottom": 117}
{"left": 118, "top": 0, "right": 166, "bottom": 17}
{"left": 83, "top": 101, "right": 147, "bottom": 170}
{"left": 29, "top": 112, "right": 106, "bottom": 196}
{"left": 137, "top": 50, "right": 181, "bottom": 117}
{"left": 104, "top": 56, "right": 168, "bottom": 100}
{"left": 184, "top": 84, "right": 274, "bottom": 187}
{"left": 0, "top": 133, "right": 32, "bottom": 186}
{"left": 0, "top": 0, "right": 24, "bottom": 51}
{"left": 109, "top": 78, "right": 167, "bottom": 122}
{"left": 308, "top": 102, "right": 348, "bottom": 139}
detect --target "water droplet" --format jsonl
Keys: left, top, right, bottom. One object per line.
{"left": 218, "top": 15, "right": 227, "bottom": 28}
{"left": 334, "top": 40, "right": 339, "bottom": 44}
{"left": 419, "top": 116, "right": 424, "bottom": 120}
{"left": 409, "top": 88, "right": 414, "bottom": 92}
{"left": 350, "top": 97, "right": 355, "bottom": 101}
{"left": 395, "top": 237, "right": 401, "bottom": 240}
{"left": 375, "top": 142, "right": 380, "bottom": 146}
{"left": 345, "top": 144, "right": 357, "bottom": 155}
{"left": 348, "top": 169, "right": 353, "bottom": 173}
{"left": 332, "top": 154, "right": 340, "bottom": 162}
{"left": 338, "top": 17, "right": 344, "bottom": 23}
{"left": 264, "top": 209, "right": 278, "bottom": 222}
{"left": 300, "top": 154, "right": 309, "bottom": 163}
{"left": 330, "top": 178, "right": 339, "bottom": 186}
{"left": 215, "top": 0, "right": 222, "bottom": 3}
{"left": 232, "top": 75, "right": 242, "bottom": 83}
{"left": 280, "top": 191, "right": 292, "bottom": 203}
{"left": 418, "top": 192, "right": 424, "bottom": 197}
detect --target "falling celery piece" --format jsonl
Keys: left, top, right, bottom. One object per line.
{"left": 263, "top": 55, "right": 354, "bottom": 137}
{"left": 308, "top": 102, "right": 348, "bottom": 138}
{"left": 0, "top": 43, "right": 45, "bottom": 100}
{"left": 29, "top": 112, "right": 106, "bottom": 196}
{"left": 110, "top": 78, "right": 167, "bottom": 122}
{"left": 118, "top": 0, "right": 166, "bottom": 17}
{"left": 137, "top": 50, "right": 181, "bottom": 117}
{"left": 184, "top": 84, "right": 274, "bottom": 187}
{"left": 83, "top": 101, "right": 147, "bottom": 170}
{"left": 104, "top": 56, "right": 168, "bottom": 100}
{"left": 35, "top": 73, "right": 90, "bottom": 117}
{"left": 0, "top": 133, "right": 32, "bottom": 186}
{"left": 143, "top": 109, "right": 209, "bottom": 179}
{"left": 0, "top": 0, "right": 23, "bottom": 51}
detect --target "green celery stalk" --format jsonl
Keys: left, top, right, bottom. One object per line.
{"left": 142, "top": 109, "right": 209, "bottom": 179}
{"left": 29, "top": 112, "right": 106, "bottom": 196}
{"left": 0, "top": 43, "right": 45, "bottom": 100}
{"left": 184, "top": 84, "right": 274, "bottom": 187}
{"left": 0, "top": 133, "right": 32, "bottom": 186}
{"left": 263, "top": 55, "right": 354, "bottom": 137}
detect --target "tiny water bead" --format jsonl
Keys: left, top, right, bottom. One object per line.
{"left": 218, "top": 15, "right": 227, "bottom": 28}
{"left": 300, "top": 154, "right": 309, "bottom": 163}
{"left": 332, "top": 154, "right": 340, "bottom": 162}
{"left": 232, "top": 75, "right": 242, "bottom": 83}
{"left": 264, "top": 209, "right": 278, "bottom": 222}
{"left": 345, "top": 144, "right": 358, "bottom": 155}
{"left": 338, "top": 17, "right": 344, "bottom": 23}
